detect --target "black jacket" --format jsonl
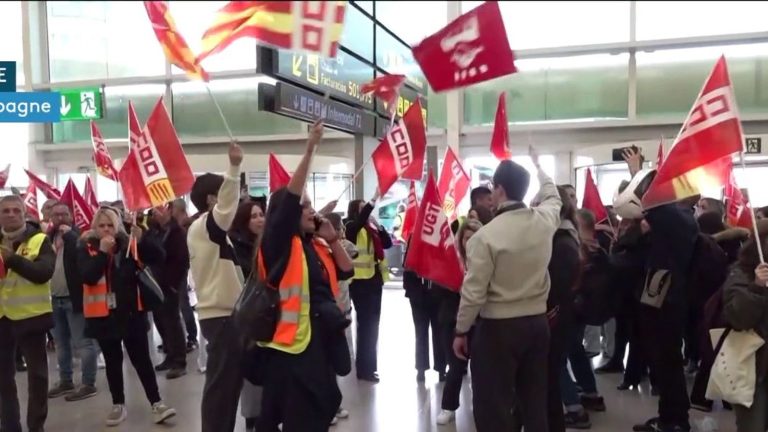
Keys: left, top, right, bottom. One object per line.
{"left": 546, "top": 228, "right": 581, "bottom": 327}
{"left": 146, "top": 220, "right": 189, "bottom": 294}
{"left": 49, "top": 227, "right": 84, "bottom": 313}
{"left": 78, "top": 231, "right": 165, "bottom": 339}
{"left": 229, "top": 229, "right": 255, "bottom": 278}
{"left": 1, "top": 222, "right": 56, "bottom": 334}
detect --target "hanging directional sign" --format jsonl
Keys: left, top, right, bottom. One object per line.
{"left": 56, "top": 87, "right": 103, "bottom": 121}
{"left": 746, "top": 137, "right": 762, "bottom": 154}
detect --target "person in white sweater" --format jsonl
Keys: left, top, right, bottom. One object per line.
{"left": 187, "top": 141, "right": 244, "bottom": 432}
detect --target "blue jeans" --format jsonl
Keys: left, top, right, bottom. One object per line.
{"left": 560, "top": 324, "right": 598, "bottom": 411}
{"left": 51, "top": 297, "right": 98, "bottom": 386}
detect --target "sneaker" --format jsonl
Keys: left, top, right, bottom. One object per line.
{"left": 580, "top": 395, "right": 606, "bottom": 412}
{"left": 336, "top": 408, "right": 349, "bottom": 419}
{"left": 436, "top": 409, "right": 456, "bottom": 425}
{"left": 166, "top": 368, "right": 187, "bottom": 380}
{"left": 564, "top": 410, "right": 591, "bottom": 429}
{"left": 106, "top": 404, "right": 127, "bottom": 427}
{"left": 48, "top": 381, "right": 75, "bottom": 399}
{"left": 152, "top": 401, "right": 176, "bottom": 424}
{"left": 65, "top": 385, "right": 98, "bottom": 402}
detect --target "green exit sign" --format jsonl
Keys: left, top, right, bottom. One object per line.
{"left": 56, "top": 87, "right": 103, "bottom": 121}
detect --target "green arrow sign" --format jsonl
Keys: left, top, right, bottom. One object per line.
{"left": 56, "top": 87, "right": 103, "bottom": 121}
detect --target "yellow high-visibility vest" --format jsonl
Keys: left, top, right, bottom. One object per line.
{"left": 0, "top": 233, "right": 52, "bottom": 321}
{"left": 352, "top": 229, "right": 389, "bottom": 282}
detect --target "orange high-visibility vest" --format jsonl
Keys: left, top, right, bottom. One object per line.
{"left": 82, "top": 244, "right": 144, "bottom": 318}
{"left": 257, "top": 236, "right": 341, "bottom": 352}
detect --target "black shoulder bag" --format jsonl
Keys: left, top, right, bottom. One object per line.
{"left": 232, "top": 251, "right": 284, "bottom": 344}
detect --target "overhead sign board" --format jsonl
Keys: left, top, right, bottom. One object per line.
{"left": 375, "top": 83, "right": 428, "bottom": 122}
{"left": 55, "top": 86, "right": 103, "bottom": 121}
{"left": 259, "top": 82, "right": 377, "bottom": 136}
{"left": 375, "top": 25, "right": 428, "bottom": 94}
{"left": 746, "top": 137, "right": 762, "bottom": 154}
{"left": 263, "top": 47, "right": 375, "bottom": 110}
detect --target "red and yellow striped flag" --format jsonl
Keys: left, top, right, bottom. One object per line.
{"left": 197, "top": 1, "right": 347, "bottom": 62}
{"left": 144, "top": 1, "right": 209, "bottom": 81}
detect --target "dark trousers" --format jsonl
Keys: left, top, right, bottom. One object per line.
{"left": 97, "top": 317, "right": 161, "bottom": 406}
{"left": 155, "top": 286, "right": 187, "bottom": 368}
{"left": 639, "top": 305, "right": 690, "bottom": 427}
{"left": 623, "top": 303, "right": 654, "bottom": 386}
{"left": 349, "top": 279, "right": 383, "bottom": 377}
{"left": 180, "top": 284, "right": 198, "bottom": 344}
{"left": 548, "top": 319, "right": 569, "bottom": 432}
{"left": 408, "top": 294, "right": 445, "bottom": 373}
{"left": 0, "top": 318, "right": 48, "bottom": 432}
{"left": 200, "top": 317, "right": 244, "bottom": 432}
{"left": 259, "top": 321, "right": 341, "bottom": 432}
{"left": 440, "top": 319, "right": 469, "bottom": 411}
{"left": 684, "top": 304, "right": 700, "bottom": 364}
{"left": 567, "top": 324, "right": 598, "bottom": 394}
{"left": 610, "top": 310, "right": 630, "bottom": 366}
{"left": 471, "top": 315, "right": 550, "bottom": 432}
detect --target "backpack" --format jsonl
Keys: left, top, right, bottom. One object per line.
{"left": 574, "top": 246, "right": 622, "bottom": 326}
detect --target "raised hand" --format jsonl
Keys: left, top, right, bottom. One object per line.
{"left": 228, "top": 140, "right": 243, "bottom": 167}
{"left": 755, "top": 263, "right": 768, "bottom": 287}
{"left": 529, "top": 145, "right": 541, "bottom": 169}
{"left": 623, "top": 147, "right": 643, "bottom": 177}
{"left": 307, "top": 120, "right": 324, "bottom": 152}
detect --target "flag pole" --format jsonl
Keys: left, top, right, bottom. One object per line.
{"left": 738, "top": 151, "right": 765, "bottom": 264}
{"left": 335, "top": 158, "right": 371, "bottom": 202}
{"left": 204, "top": 85, "right": 235, "bottom": 142}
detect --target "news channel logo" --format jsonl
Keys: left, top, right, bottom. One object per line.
{"left": 0, "top": 61, "right": 61, "bottom": 123}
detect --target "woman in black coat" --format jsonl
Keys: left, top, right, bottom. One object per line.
{"left": 78, "top": 207, "right": 175, "bottom": 427}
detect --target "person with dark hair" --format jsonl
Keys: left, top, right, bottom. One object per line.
{"left": 470, "top": 186, "right": 493, "bottom": 213}
{"left": 559, "top": 184, "right": 578, "bottom": 208}
{"left": 0, "top": 195, "right": 56, "bottom": 432}
{"left": 188, "top": 141, "right": 245, "bottom": 432}
{"left": 722, "top": 219, "right": 768, "bottom": 431}
{"left": 436, "top": 219, "right": 483, "bottom": 426}
{"left": 757, "top": 206, "right": 768, "bottom": 220}
{"left": 147, "top": 204, "right": 190, "bottom": 380}
{"left": 454, "top": 149, "right": 562, "bottom": 432}
{"left": 467, "top": 206, "right": 493, "bottom": 225}
{"left": 697, "top": 197, "right": 725, "bottom": 219}
{"left": 257, "top": 121, "right": 355, "bottom": 430}
{"left": 345, "top": 191, "right": 392, "bottom": 383}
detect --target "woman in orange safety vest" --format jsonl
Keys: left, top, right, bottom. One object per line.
{"left": 256, "top": 121, "right": 356, "bottom": 431}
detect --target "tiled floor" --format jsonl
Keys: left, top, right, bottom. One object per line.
{"left": 16, "top": 287, "right": 736, "bottom": 431}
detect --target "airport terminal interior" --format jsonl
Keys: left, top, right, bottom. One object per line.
{"left": 1, "top": 1, "right": 767, "bottom": 431}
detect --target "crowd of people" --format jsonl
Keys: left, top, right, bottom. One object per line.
{"left": 1, "top": 122, "right": 768, "bottom": 432}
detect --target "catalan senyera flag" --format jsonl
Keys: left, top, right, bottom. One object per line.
{"left": 119, "top": 98, "right": 195, "bottom": 211}
{"left": 90, "top": 121, "right": 119, "bottom": 181}
{"left": 642, "top": 56, "right": 744, "bottom": 209}
{"left": 198, "top": 1, "right": 347, "bottom": 62}
{"left": 144, "top": 1, "right": 209, "bottom": 81}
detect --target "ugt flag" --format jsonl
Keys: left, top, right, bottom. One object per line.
{"left": 642, "top": 56, "right": 745, "bottom": 209}
{"left": 119, "top": 98, "right": 195, "bottom": 211}
{"left": 399, "top": 181, "right": 419, "bottom": 242}
{"left": 372, "top": 100, "right": 427, "bottom": 195}
{"left": 412, "top": 1, "right": 516, "bottom": 92}
{"left": 60, "top": 179, "right": 94, "bottom": 231}
{"left": 437, "top": 147, "right": 471, "bottom": 223}
{"left": 268, "top": 153, "right": 292, "bottom": 193}
{"left": 404, "top": 172, "right": 464, "bottom": 292}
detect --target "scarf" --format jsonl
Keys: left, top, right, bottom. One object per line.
{"left": 2, "top": 225, "right": 26, "bottom": 249}
{"left": 364, "top": 223, "right": 385, "bottom": 262}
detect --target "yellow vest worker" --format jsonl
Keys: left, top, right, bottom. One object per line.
{"left": 0, "top": 196, "right": 56, "bottom": 432}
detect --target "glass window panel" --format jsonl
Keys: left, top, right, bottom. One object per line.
{"left": 462, "top": 1, "right": 630, "bottom": 50}
{"left": 52, "top": 84, "right": 166, "bottom": 142}
{"left": 735, "top": 166, "right": 768, "bottom": 208}
{"left": 47, "top": 2, "right": 166, "bottom": 82}
{"left": 0, "top": 2, "right": 23, "bottom": 86}
{"left": 172, "top": 77, "right": 302, "bottom": 139}
{"left": 57, "top": 173, "right": 88, "bottom": 193}
{"left": 636, "top": 1, "right": 768, "bottom": 41}
{"left": 0, "top": 123, "right": 30, "bottom": 187}
{"left": 636, "top": 43, "right": 768, "bottom": 118}
{"left": 341, "top": 4, "right": 374, "bottom": 61}
{"left": 95, "top": 175, "right": 120, "bottom": 204}
{"left": 375, "top": 25, "right": 428, "bottom": 94}
{"left": 465, "top": 54, "right": 629, "bottom": 125}
{"left": 168, "top": 1, "right": 257, "bottom": 73}
{"left": 375, "top": 2, "right": 447, "bottom": 45}
{"left": 352, "top": 1, "right": 373, "bottom": 16}
{"left": 427, "top": 89, "right": 446, "bottom": 129}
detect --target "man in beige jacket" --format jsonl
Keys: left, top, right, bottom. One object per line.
{"left": 453, "top": 150, "right": 562, "bottom": 432}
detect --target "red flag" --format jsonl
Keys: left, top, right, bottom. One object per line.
{"left": 437, "top": 147, "right": 471, "bottom": 223}
{"left": 642, "top": 56, "right": 744, "bottom": 209}
{"left": 119, "top": 98, "right": 195, "bottom": 211}
{"left": 724, "top": 162, "right": 754, "bottom": 230}
{"left": 371, "top": 101, "right": 427, "bottom": 195}
{"left": 24, "top": 169, "right": 61, "bottom": 200}
{"left": 91, "top": 121, "right": 118, "bottom": 181}
{"left": 490, "top": 92, "right": 511, "bottom": 160}
{"left": 83, "top": 177, "right": 99, "bottom": 214}
{"left": 412, "top": 1, "right": 516, "bottom": 92}
{"left": 23, "top": 182, "right": 39, "bottom": 221}
{"left": 404, "top": 172, "right": 464, "bottom": 291}
{"left": 0, "top": 164, "right": 10, "bottom": 188}
{"left": 60, "top": 179, "right": 94, "bottom": 231}
{"left": 582, "top": 169, "right": 608, "bottom": 223}
{"left": 400, "top": 181, "right": 419, "bottom": 241}
{"left": 656, "top": 137, "right": 665, "bottom": 168}
{"left": 361, "top": 74, "right": 406, "bottom": 119}
{"left": 268, "top": 153, "right": 292, "bottom": 193}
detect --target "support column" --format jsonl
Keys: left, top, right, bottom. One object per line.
{"left": 444, "top": 1, "right": 463, "bottom": 154}
{"left": 554, "top": 151, "right": 574, "bottom": 186}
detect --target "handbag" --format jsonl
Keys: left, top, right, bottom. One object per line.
{"left": 232, "top": 252, "right": 283, "bottom": 344}
{"left": 137, "top": 266, "right": 165, "bottom": 311}
{"left": 706, "top": 327, "right": 765, "bottom": 407}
